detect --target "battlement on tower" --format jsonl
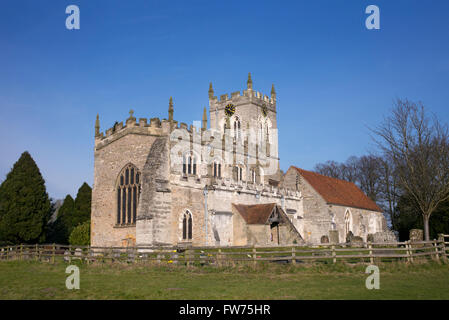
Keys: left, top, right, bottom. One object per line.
{"left": 211, "top": 90, "right": 273, "bottom": 102}
{"left": 94, "top": 109, "right": 176, "bottom": 150}
{"left": 208, "top": 73, "right": 276, "bottom": 112}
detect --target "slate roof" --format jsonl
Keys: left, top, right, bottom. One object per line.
{"left": 292, "top": 166, "right": 382, "bottom": 212}
{"left": 232, "top": 203, "right": 277, "bottom": 225}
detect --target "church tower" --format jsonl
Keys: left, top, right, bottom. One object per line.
{"left": 208, "top": 73, "right": 281, "bottom": 184}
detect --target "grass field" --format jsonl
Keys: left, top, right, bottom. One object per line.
{"left": 0, "top": 260, "right": 448, "bottom": 299}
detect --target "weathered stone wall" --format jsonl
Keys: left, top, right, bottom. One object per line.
{"left": 330, "top": 205, "right": 385, "bottom": 243}
{"left": 136, "top": 136, "right": 172, "bottom": 246}
{"left": 92, "top": 132, "right": 159, "bottom": 247}
{"left": 232, "top": 207, "right": 248, "bottom": 246}
{"left": 169, "top": 184, "right": 206, "bottom": 246}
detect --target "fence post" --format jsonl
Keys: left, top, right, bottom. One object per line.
{"left": 186, "top": 248, "right": 191, "bottom": 267}
{"left": 331, "top": 245, "right": 336, "bottom": 264}
{"left": 368, "top": 241, "right": 373, "bottom": 264}
{"left": 252, "top": 246, "right": 257, "bottom": 268}
{"left": 405, "top": 241, "right": 409, "bottom": 263}
{"left": 6, "top": 247, "right": 9, "bottom": 261}
{"left": 20, "top": 244, "right": 23, "bottom": 261}
{"left": 434, "top": 240, "right": 440, "bottom": 261}
{"left": 35, "top": 244, "right": 38, "bottom": 261}
{"left": 291, "top": 246, "right": 296, "bottom": 265}
{"left": 217, "top": 248, "right": 221, "bottom": 267}
{"left": 438, "top": 234, "right": 447, "bottom": 261}
{"left": 52, "top": 243, "right": 56, "bottom": 264}
{"left": 87, "top": 246, "right": 91, "bottom": 264}
{"left": 406, "top": 241, "right": 414, "bottom": 263}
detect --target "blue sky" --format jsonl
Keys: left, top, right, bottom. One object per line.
{"left": 1, "top": 0, "right": 449, "bottom": 200}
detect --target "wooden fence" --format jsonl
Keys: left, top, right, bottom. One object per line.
{"left": 1, "top": 235, "right": 448, "bottom": 266}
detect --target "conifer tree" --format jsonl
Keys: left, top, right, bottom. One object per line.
{"left": 0, "top": 151, "right": 51, "bottom": 244}
{"left": 74, "top": 182, "right": 91, "bottom": 224}
{"left": 47, "top": 195, "right": 75, "bottom": 244}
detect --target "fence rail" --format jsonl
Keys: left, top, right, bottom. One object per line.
{"left": 1, "top": 236, "right": 448, "bottom": 266}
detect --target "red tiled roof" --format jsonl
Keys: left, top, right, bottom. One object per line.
{"left": 292, "top": 166, "right": 382, "bottom": 212}
{"left": 232, "top": 203, "right": 276, "bottom": 224}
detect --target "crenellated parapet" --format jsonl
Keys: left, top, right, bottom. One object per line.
{"left": 209, "top": 73, "right": 276, "bottom": 113}
{"left": 94, "top": 110, "right": 173, "bottom": 150}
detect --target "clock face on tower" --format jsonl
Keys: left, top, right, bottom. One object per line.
{"left": 262, "top": 105, "right": 268, "bottom": 117}
{"left": 224, "top": 103, "right": 235, "bottom": 117}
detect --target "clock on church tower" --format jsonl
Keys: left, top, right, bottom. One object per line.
{"left": 224, "top": 103, "right": 235, "bottom": 117}
{"left": 262, "top": 105, "right": 268, "bottom": 117}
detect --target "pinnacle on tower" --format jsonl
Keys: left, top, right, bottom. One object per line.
{"left": 271, "top": 84, "right": 276, "bottom": 99}
{"left": 168, "top": 97, "right": 174, "bottom": 122}
{"left": 208, "top": 82, "right": 214, "bottom": 99}
{"left": 247, "top": 72, "right": 253, "bottom": 90}
{"left": 95, "top": 114, "right": 100, "bottom": 137}
{"left": 202, "top": 107, "right": 208, "bottom": 131}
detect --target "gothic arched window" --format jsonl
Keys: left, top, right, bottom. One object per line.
{"left": 233, "top": 117, "right": 241, "bottom": 140}
{"left": 233, "top": 165, "right": 243, "bottom": 181}
{"left": 183, "top": 154, "right": 197, "bottom": 176}
{"left": 250, "top": 168, "right": 257, "bottom": 183}
{"left": 116, "top": 163, "right": 141, "bottom": 225}
{"left": 213, "top": 161, "right": 221, "bottom": 178}
{"left": 182, "top": 211, "right": 193, "bottom": 241}
{"left": 345, "top": 209, "right": 352, "bottom": 237}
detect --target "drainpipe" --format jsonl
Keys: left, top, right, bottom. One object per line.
{"left": 203, "top": 185, "right": 208, "bottom": 246}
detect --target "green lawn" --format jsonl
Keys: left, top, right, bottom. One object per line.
{"left": 0, "top": 260, "right": 448, "bottom": 299}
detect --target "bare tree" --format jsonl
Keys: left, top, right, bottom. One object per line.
{"left": 341, "top": 156, "right": 359, "bottom": 183}
{"left": 378, "top": 155, "right": 400, "bottom": 229}
{"left": 356, "top": 155, "right": 383, "bottom": 202}
{"left": 372, "top": 99, "right": 449, "bottom": 240}
{"left": 314, "top": 160, "right": 344, "bottom": 179}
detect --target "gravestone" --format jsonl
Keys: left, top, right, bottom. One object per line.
{"left": 351, "top": 236, "right": 364, "bottom": 247}
{"left": 346, "top": 231, "right": 354, "bottom": 243}
{"left": 329, "top": 230, "right": 339, "bottom": 243}
{"left": 63, "top": 250, "right": 71, "bottom": 262}
{"left": 74, "top": 248, "right": 83, "bottom": 260}
{"left": 409, "top": 229, "right": 423, "bottom": 242}
{"left": 373, "top": 231, "right": 397, "bottom": 243}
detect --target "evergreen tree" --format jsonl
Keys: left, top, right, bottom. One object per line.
{"left": 69, "top": 220, "right": 90, "bottom": 246}
{"left": 46, "top": 195, "right": 75, "bottom": 244}
{"left": 74, "top": 182, "right": 91, "bottom": 224}
{"left": 0, "top": 151, "right": 51, "bottom": 244}
{"left": 46, "top": 183, "right": 92, "bottom": 244}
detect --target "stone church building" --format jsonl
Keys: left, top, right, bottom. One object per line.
{"left": 91, "top": 74, "right": 386, "bottom": 247}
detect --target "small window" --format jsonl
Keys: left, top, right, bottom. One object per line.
{"left": 213, "top": 162, "right": 221, "bottom": 178}
{"left": 183, "top": 154, "right": 198, "bottom": 176}
{"left": 234, "top": 166, "right": 243, "bottom": 181}
{"left": 182, "top": 211, "right": 193, "bottom": 241}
